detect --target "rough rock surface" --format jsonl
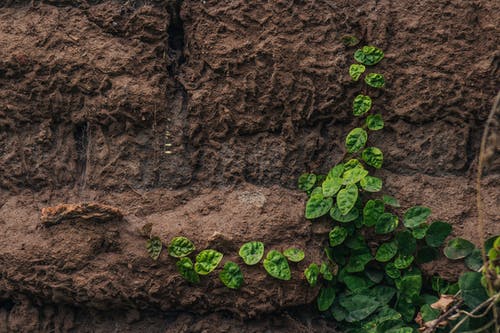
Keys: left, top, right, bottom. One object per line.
{"left": 0, "top": 0, "right": 499, "bottom": 332}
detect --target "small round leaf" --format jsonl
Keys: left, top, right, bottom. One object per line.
{"left": 304, "top": 263, "right": 320, "bottom": 287}
{"left": 263, "top": 250, "right": 291, "bottom": 280}
{"left": 425, "top": 221, "right": 452, "bottom": 247}
{"left": 382, "top": 195, "right": 400, "bottom": 207}
{"left": 354, "top": 45, "right": 384, "bottom": 65}
{"left": 366, "top": 114, "right": 384, "bottom": 131}
{"left": 329, "top": 226, "right": 348, "bottom": 247}
{"left": 349, "top": 64, "right": 366, "bottom": 81}
{"left": 176, "top": 257, "right": 200, "bottom": 284}
{"left": 337, "top": 184, "right": 359, "bottom": 215}
{"left": 345, "top": 127, "right": 368, "bottom": 153}
{"left": 365, "top": 73, "right": 385, "bottom": 88}
{"left": 376, "top": 241, "right": 398, "bottom": 262}
{"left": 360, "top": 175, "right": 382, "bottom": 192}
{"left": 341, "top": 35, "right": 360, "bottom": 46}
{"left": 283, "top": 248, "right": 305, "bottom": 263}
{"left": 168, "top": 236, "right": 195, "bottom": 258}
{"left": 219, "top": 261, "right": 244, "bottom": 289}
{"left": 146, "top": 237, "right": 163, "bottom": 260}
{"left": 375, "top": 213, "right": 398, "bottom": 234}
{"left": 403, "top": 206, "right": 431, "bottom": 228}
{"left": 353, "top": 95, "right": 372, "bottom": 116}
{"left": 444, "top": 238, "right": 475, "bottom": 260}
{"left": 385, "top": 262, "right": 401, "bottom": 279}
{"left": 305, "top": 193, "right": 333, "bottom": 219}
{"left": 362, "top": 147, "right": 383, "bottom": 169}
{"left": 412, "top": 223, "right": 428, "bottom": 240}
{"left": 298, "top": 173, "right": 316, "bottom": 191}
{"left": 194, "top": 249, "right": 223, "bottom": 275}
{"left": 363, "top": 199, "right": 385, "bottom": 227}
{"left": 239, "top": 241, "right": 264, "bottom": 265}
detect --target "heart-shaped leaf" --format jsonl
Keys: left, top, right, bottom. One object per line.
{"left": 376, "top": 241, "right": 398, "bottom": 262}
{"left": 305, "top": 193, "right": 333, "bottom": 219}
{"left": 458, "top": 272, "right": 488, "bottom": 308}
{"left": 366, "top": 114, "right": 384, "bottom": 131}
{"left": 219, "top": 261, "right": 244, "bottom": 289}
{"left": 283, "top": 248, "right": 305, "bottom": 262}
{"left": 342, "top": 166, "right": 368, "bottom": 185}
{"left": 352, "top": 95, "right": 372, "bottom": 116}
{"left": 329, "top": 226, "right": 348, "bottom": 247}
{"left": 346, "top": 127, "right": 368, "bottom": 153}
{"left": 360, "top": 175, "right": 382, "bottom": 192}
{"left": 167, "top": 236, "right": 195, "bottom": 258}
{"left": 363, "top": 199, "right": 385, "bottom": 226}
{"left": 176, "top": 257, "right": 200, "bottom": 284}
{"left": 375, "top": 213, "right": 398, "bottom": 234}
{"left": 322, "top": 177, "right": 342, "bottom": 197}
{"left": 298, "top": 173, "right": 316, "bottom": 191}
{"left": 339, "top": 294, "right": 380, "bottom": 322}
{"left": 330, "top": 205, "right": 359, "bottom": 223}
{"left": 403, "top": 206, "right": 431, "bottom": 228}
{"left": 444, "top": 238, "right": 475, "bottom": 260}
{"left": 263, "top": 250, "right": 291, "bottom": 280}
{"left": 425, "top": 221, "right": 452, "bottom": 247}
{"left": 362, "top": 147, "right": 384, "bottom": 169}
{"left": 194, "top": 249, "right": 223, "bottom": 275}
{"left": 365, "top": 73, "right": 385, "bottom": 88}
{"left": 317, "top": 286, "right": 336, "bottom": 311}
{"left": 304, "top": 263, "right": 320, "bottom": 287}
{"left": 146, "top": 236, "right": 163, "bottom": 260}
{"left": 354, "top": 45, "right": 384, "bottom": 65}
{"left": 239, "top": 241, "right": 264, "bottom": 265}
{"left": 349, "top": 64, "right": 366, "bottom": 81}
{"left": 337, "top": 184, "right": 359, "bottom": 215}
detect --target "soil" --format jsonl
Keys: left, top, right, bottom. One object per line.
{"left": 0, "top": 0, "right": 498, "bottom": 332}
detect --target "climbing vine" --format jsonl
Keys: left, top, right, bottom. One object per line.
{"left": 142, "top": 40, "right": 499, "bottom": 333}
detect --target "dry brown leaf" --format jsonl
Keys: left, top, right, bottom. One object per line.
{"left": 431, "top": 294, "right": 455, "bottom": 312}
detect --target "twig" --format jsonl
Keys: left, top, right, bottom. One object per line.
{"left": 450, "top": 293, "right": 500, "bottom": 333}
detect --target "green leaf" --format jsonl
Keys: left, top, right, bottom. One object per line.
{"left": 339, "top": 294, "right": 380, "bottom": 322}
{"left": 329, "top": 226, "right": 348, "bottom": 247}
{"left": 484, "top": 235, "right": 498, "bottom": 252}
{"left": 393, "top": 255, "right": 414, "bottom": 269}
{"left": 363, "top": 199, "right": 385, "bottom": 227}
{"left": 420, "top": 304, "right": 440, "bottom": 322}
{"left": 344, "top": 274, "right": 373, "bottom": 293}
{"left": 425, "top": 221, "right": 452, "bottom": 247}
{"left": 344, "top": 159, "right": 362, "bottom": 171}
{"left": 431, "top": 276, "right": 450, "bottom": 294}
{"left": 337, "top": 184, "right": 359, "bottom": 215}
{"left": 219, "top": 261, "right": 244, "bottom": 289}
{"left": 365, "top": 73, "right": 385, "bottom": 88}
{"left": 367, "top": 286, "right": 397, "bottom": 304}
{"left": 397, "top": 271, "right": 422, "bottom": 300}
{"left": 331, "top": 302, "right": 347, "bottom": 321}
{"left": 376, "top": 241, "right": 398, "bottom": 262}
{"left": 360, "top": 175, "right": 383, "bottom": 192}
{"left": 239, "top": 241, "right": 264, "bottom": 265}
{"left": 383, "top": 195, "right": 400, "bottom": 207}
{"left": 330, "top": 205, "right": 359, "bottom": 223}
{"left": 304, "top": 263, "right": 320, "bottom": 287}
{"left": 459, "top": 272, "right": 488, "bottom": 308}
{"left": 167, "top": 236, "right": 195, "bottom": 258}
{"left": 305, "top": 193, "right": 333, "bottom": 219}
{"left": 395, "top": 231, "right": 417, "bottom": 256}
{"left": 320, "top": 262, "right": 334, "bottom": 281}
{"left": 298, "top": 173, "right": 316, "bottom": 191}
{"left": 342, "top": 166, "right": 369, "bottom": 185}
{"left": 403, "top": 206, "right": 431, "bottom": 228}
{"left": 346, "top": 251, "right": 373, "bottom": 273}
{"left": 176, "top": 257, "right": 200, "bottom": 284}
{"left": 465, "top": 248, "right": 483, "bottom": 272}
{"left": 375, "top": 213, "right": 398, "bottom": 234}
{"left": 387, "top": 326, "right": 413, "bottom": 333}
{"left": 444, "top": 238, "right": 475, "bottom": 260}
{"left": 416, "top": 246, "right": 438, "bottom": 264}
{"left": 317, "top": 287, "right": 336, "bottom": 311}
{"left": 349, "top": 64, "right": 366, "bottom": 81}
{"left": 341, "top": 35, "right": 360, "bottom": 46}
{"left": 345, "top": 127, "right": 368, "bottom": 153}
{"left": 352, "top": 95, "right": 372, "bottom": 116}
{"left": 354, "top": 45, "right": 384, "bottom": 66}
{"left": 146, "top": 236, "right": 163, "bottom": 260}
{"left": 365, "top": 267, "right": 384, "bottom": 284}
{"left": 328, "top": 163, "right": 345, "bottom": 179}
{"left": 322, "top": 177, "right": 343, "bottom": 197}
{"left": 385, "top": 262, "right": 401, "bottom": 279}
{"left": 366, "top": 114, "right": 384, "bottom": 131}
{"left": 412, "top": 223, "right": 428, "bottom": 240}
{"left": 362, "top": 147, "right": 384, "bottom": 169}
{"left": 263, "top": 250, "right": 291, "bottom": 280}
{"left": 194, "top": 249, "right": 223, "bottom": 275}
{"left": 283, "top": 248, "right": 305, "bottom": 262}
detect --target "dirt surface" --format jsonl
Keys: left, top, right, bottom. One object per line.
{"left": 0, "top": 0, "right": 499, "bottom": 332}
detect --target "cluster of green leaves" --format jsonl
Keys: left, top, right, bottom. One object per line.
{"left": 146, "top": 237, "right": 305, "bottom": 289}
